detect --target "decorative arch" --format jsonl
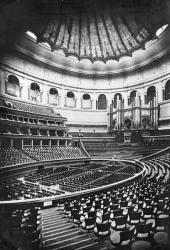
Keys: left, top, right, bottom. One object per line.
{"left": 67, "top": 91, "right": 75, "bottom": 98}
{"left": 82, "top": 93, "right": 91, "bottom": 109}
{"left": 49, "top": 88, "right": 58, "bottom": 95}
{"left": 98, "top": 94, "right": 107, "bottom": 110}
{"left": 129, "top": 90, "right": 136, "bottom": 103}
{"left": 142, "top": 117, "right": 151, "bottom": 130}
{"left": 49, "top": 88, "right": 58, "bottom": 105}
{"left": 30, "top": 82, "right": 40, "bottom": 102}
{"left": 83, "top": 93, "right": 90, "bottom": 100}
{"left": 146, "top": 86, "right": 156, "bottom": 127}
{"left": 30, "top": 82, "right": 40, "bottom": 91}
{"left": 6, "top": 75, "right": 20, "bottom": 97}
{"left": 147, "top": 86, "right": 156, "bottom": 103}
{"left": 124, "top": 118, "right": 132, "bottom": 130}
{"left": 66, "top": 91, "right": 76, "bottom": 107}
{"left": 113, "top": 93, "right": 122, "bottom": 109}
{"left": 165, "top": 80, "right": 170, "bottom": 100}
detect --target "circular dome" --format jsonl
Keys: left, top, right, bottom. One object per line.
{"left": 29, "top": 0, "right": 168, "bottom": 63}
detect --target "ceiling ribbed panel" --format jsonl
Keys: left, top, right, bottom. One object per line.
{"left": 31, "top": 0, "right": 168, "bottom": 63}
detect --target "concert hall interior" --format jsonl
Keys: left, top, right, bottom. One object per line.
{"left": 0, "top": 0, "right": 170, "bottom": 250}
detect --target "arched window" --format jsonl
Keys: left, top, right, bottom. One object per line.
{"left": 30, "top": 82, "right": 40, "bottom": 91}
{"left": 6, "top": 75, "right": 20, "bottom": 97}
{"left": 113, "top": 93, "right": 122, "bottom": 109}
{"left": 146, "top": 86, "right": 156, "bottom": 127}
{"left": 83, "top": 93, "right": 90, "bottom": 100}
{"left": 30, "top": 82, "right": 40, "bottom": 102}
{"left": 82, "top": 93, "right": 91, "bottom": 109}
{"left": 66, "top": 91, "right": 75, "bottom": 107}
{"left": 49, "top": 88, "right": 58, "bottom": 105}
{"left": 156, "top": 24, "right": 168, "bottom": 37}
{"left": 130, "top": 90, "right": 136, "bottom": 103}
{"left": 98, "top": 94, "right": 107, "bottom": 110}
{"left": 147, "top": 86, "right": 156, "bottom": 103}
{"left": 49, "top": 88, "right": 58, "bottom": 95}
{"left": 142, "top": 117, "right": 151, "bottom": 130}
{"left": 165, "top": 80, "right": 170, "bottom": 100}
{"left": 67, "top": 91, "right": 75, "bottom": 98}
{"left": 8, "top": 75, "right": 19, "bottom": 84}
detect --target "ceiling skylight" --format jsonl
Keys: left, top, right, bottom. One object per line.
{"left": 26, "top": 31, "right": 37, "bottom": 40}
{"left": 156, "top": 24, "right": 168, "bottom": 37}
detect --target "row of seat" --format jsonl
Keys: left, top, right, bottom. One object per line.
{"left": 0, "top": 206, "right": 42, "bottom": 250}
{"left": 23, "top": 146, "right": 86, "bottom": 161}
{"left": 3, "top": 99, "right": 60, "bottom": 117}
{"left": 0, "top": 145, "right": 87, "bottom": 167}
{"left": 60, "top": 165, "right": 136, "bottom": 192}
{"left": 56, "top": 150, "right": 170, "bottom": 249}
{"left": 0, "top": 148, "right": 35, "bottom": 167}
{"left": 0, "top": 178, "right": 63, "bottom": 201}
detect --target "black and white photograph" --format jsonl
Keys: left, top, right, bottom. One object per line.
{"left": 0, "top": 0, "right": 170, "bottom": 249}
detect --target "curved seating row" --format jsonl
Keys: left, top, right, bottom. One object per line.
{"left": 51, "top": 150, "right": 170, "bottom": 249}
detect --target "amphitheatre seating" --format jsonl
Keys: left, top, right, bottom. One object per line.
{"left": 59, "top": 164, "right": 135, "bottom": 192}
{"left": 1, "top": 149, "right": 170, "bottom": 249}
{"left": 23, "top": 162, "right": 136, "bottom": 192}
{"left": 0, "top": 147, "right": 35, "bottom": 167}
{"left": 56, "top": 175, "right": 169, "bottom": 249}
{"left": 38, "top": 149, "right": 170, "bottom": 249}
{"left": 0, "top": 178, "right": 63, "bottom": 201}
{"left": 3, "top": 99, "right": 60, "bottom": 117}
{"left": 23, "top": 146, "right": 86, "bottom": 161}
{"left": 25, "top": 166, "right": 86, "bottom": 186}
{"left": 0, "top": 206, "right": 42, "bottom": 250}
{"left": 0, "top": 146, "right": 87, "bottom": 168}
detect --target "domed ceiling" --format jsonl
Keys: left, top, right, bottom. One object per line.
{"left": 28, "top": 0, "right": 168, "bottom": 63}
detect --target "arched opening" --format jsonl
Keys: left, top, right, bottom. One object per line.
{"left": 129, "top": 90, "right": 136, "bottom": 104}
{"left": 49, "top": 88, "right": 58, "bottom": 95}
{"left": 146, "top": 86, "right": 156, "bottom": 127}
{"left": 6, "top": 75, "right": 20, "bottom": 97}
{"left": 30, "top": 82, "right": 40, "bottom": 102}
{"left": 83, "top": 93, "right": 90, "bottom": 100}
{"left": 124, "top": 118, "right": 131, "bottom": 130}
{"left": 97, "top": 94, "right": 106, "bottom": 110}
{"left": 67, "top": 91, "right": 75, "bottom": 98}
{"left": 147, "top": 86, "right": 156, "bottom": 102}
{"left": 113, "top": 93, "right": 122, "bottom": 109}
{"left": 49, "top": 88, "right": 58, "bottom": 105}
{"left": 66, "top": 91, "right": 75, "bottom": 107}
{"left": 156, "top": 24, "right": 168, "bottom": 37}
{"left": 82, "top": 93, "right": 91, "bottom": 109}
{"left": 165, "top": 80, "right": 170, "bottom": 100}
{"left": 142, "top": 117, "right": 151, "bottom": 130}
